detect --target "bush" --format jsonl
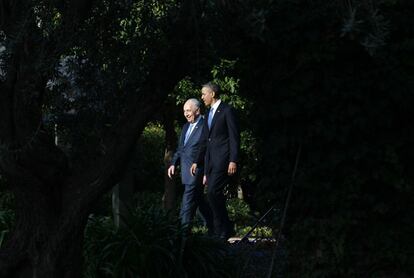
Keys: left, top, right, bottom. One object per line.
{"left": 0, "top": 176, "right": 14, "bottom": 210}
{"left": 132, "top": 123, "right": 166, "bottom": 193}
{"left": 0, "top": 176, "right": 14, "bottom": 248}
{"left": 226, "top": 198, "right": 273, "bottom": 238}
{"left": 0, "top": 210, "right": 14, "bottom": 248}
{"left": 84, "top": 199, "right": 237, "bottom": 278}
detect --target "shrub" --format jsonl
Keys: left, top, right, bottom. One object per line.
{"left": 84, "top": 203, "right": 237, "bottom": 278}
{"left": 0, "top": 210, "right": 14, "bottom": 248}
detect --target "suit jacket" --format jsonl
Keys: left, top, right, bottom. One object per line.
{"left": 170, "top": 117, "right": 205, "bottom": 185}
{"left": 197, "top": 102, "right": 240, "bottom": 174}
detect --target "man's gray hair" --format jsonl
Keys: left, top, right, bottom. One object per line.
{"left": 186, "top": 98, "right": 201, "bottom": 109}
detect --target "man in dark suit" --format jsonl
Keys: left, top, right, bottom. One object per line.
{"left": 191, "top": 82, "right": 240, "bottom": 240}
{"left": 168, "top": 98, "right": 214, "bottom": 233}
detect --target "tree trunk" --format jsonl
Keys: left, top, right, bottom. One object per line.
{"left": 163, "top": 149, "right": 177, "bottom": 210}
{"left": 0, "top": 1, "right": 201, "bottom": 277}
{"left": 162, "top": 105, "right": 178, "bottom": 210}
{"left": 0, "top": 177, "right": 87, "bottom": 278}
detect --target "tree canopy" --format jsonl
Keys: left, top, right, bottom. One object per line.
{"left": 1, "top": 0, "right": 413, "bottom": 277}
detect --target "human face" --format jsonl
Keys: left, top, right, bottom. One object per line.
{"left": 183, "top": 101, "right": 200, "bottom": 123}
{"left": 201, "top": 87, "right": 214, "bottom": 107}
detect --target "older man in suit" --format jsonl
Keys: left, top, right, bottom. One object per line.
{"left": 168, "top": 98, "right": 214, "bottom": 233}
{"left": 191, "top": 82, "right": 240, "bottom": 241}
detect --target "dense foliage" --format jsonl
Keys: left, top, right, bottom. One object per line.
{"left": 226, "top": 1, "right": 414, "bottom": 276}
{"left": 84, "top": 193, "right": 246, "bottom": 278}
{"left": 1, "top": 0, "right": 413, "bottom": 277}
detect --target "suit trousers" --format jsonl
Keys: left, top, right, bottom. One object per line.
{"left": 206, "top": 171, "right": 234, "bottom": 238}
{"left": 180, "top": 181, "right": 214, "bottom": 232}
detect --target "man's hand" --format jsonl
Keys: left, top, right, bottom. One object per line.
{"left": 203, "top": 175, "right": 207, "bottom": 186}
{"left": 167, "top": 165, "right": 175, "bottom": 179}
{"left": 228, "top": 162, "right": 237, "bottom": 176}
{"left": 190, "top": 163, "right": 197, "bottom": 176}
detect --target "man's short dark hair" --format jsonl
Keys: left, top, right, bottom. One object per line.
{"left": 202, "top": 82, "right": 221, "bottom": 98}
